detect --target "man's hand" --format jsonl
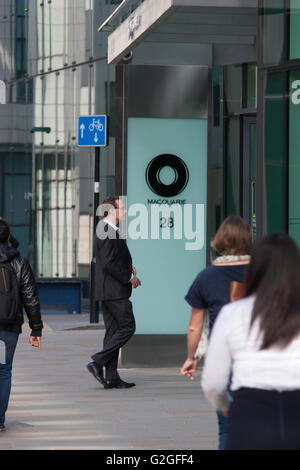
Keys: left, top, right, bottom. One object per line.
{"left": 30, "top": 336, "right": 41, "bottom": 350}
{"left": 180, "top": 358, "right": 198, "bottom": 380}
{"left": 132, "top": 266, "right": 137, "bottom": 276}
{"left": 131, "top": 276, "right": 141, "bottom": 288}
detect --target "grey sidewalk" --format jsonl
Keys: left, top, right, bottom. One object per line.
{"left": 0, "top": 314, "right": 218, "bottom": 450}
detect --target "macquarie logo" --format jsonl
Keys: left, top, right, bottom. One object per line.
{"left": 145, "top": 154, "right": 189, "bottom": 198}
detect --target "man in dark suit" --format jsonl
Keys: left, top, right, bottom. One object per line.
{"left": 87, "top": 196, "right": 141, "bottom": 389}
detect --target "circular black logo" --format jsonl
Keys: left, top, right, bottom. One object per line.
{"left": 145, "top": 154, "right": 189, "bottom": 197}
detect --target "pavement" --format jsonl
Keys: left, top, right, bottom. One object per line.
{"left": 0, "top": 313, "right": 218, "bottom": 451}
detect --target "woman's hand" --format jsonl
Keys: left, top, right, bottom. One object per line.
{"left": 180, "top": 358, "right": 198, "bottom": 380}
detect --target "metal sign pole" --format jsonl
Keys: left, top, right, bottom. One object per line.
{"left": 77, "top": 114, "right": 107, "bottom": 324}
{"left": 90, "top": 146, "right": 100, "bottom": 324}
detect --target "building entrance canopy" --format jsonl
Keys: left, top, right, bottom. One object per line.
{"left": 99, "top": 0, "right": 258, "bottom": 66}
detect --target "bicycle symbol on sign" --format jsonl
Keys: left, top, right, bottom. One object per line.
{"left": 89, "top": 119, "right": 104, "bottom": 133}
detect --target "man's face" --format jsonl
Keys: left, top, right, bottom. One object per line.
{"left": 114, "top": 199, "right": 127, "bottom": 223}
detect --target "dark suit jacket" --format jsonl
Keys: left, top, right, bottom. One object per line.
{"left": 94, "top": 220, "right": 133, "bottom": 301}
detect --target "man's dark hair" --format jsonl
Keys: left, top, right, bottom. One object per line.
{"left": 0, "top": 218, "right": 10, "bottom": 243}
{"left": 245, "top": 233, "right": 300, "bottom": 350}
{"left": 102, "top": 196, "right": 120, "bottom": 217}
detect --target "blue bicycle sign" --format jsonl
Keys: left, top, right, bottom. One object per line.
{"left": 89, "top": 118, "right": 104, "bottom": 133}
{"left": 78, "top": 115, "right": 107, "bottom": 147}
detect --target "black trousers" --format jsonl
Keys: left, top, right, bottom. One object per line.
{"left": 225, "top": 387, "right": 300, "bottom": 450}
{"left": 91, "top": 299, "right": 135, "bottom": 381}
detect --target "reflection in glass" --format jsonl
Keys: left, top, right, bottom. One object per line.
{"left": 289, "top": 70, "right": 300, "bottom": 246}
{"left": 262, "top": 0, "right": 285, "bottom": 65}
{"left": 1, "top": 0, "right": 121, "bottom": 284}
{"left": 224, "top": 65, "right": 243, "bottom": 114}
{"left": 247, "top": 63, "right": 257, "bottom": 109}
{"left": 290, "top": 0, "right": 300, "bottom": 60}
{"left": 226, "top": 119, "right": 240, "bottom": 216}
{"left": 264, "top": 72, "right": 284, "bottom": 233}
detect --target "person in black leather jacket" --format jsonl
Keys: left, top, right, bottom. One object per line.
{"left": 0, "top": 218, "right": 43, "bottom": 431}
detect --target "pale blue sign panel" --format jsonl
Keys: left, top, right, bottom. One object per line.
{"left": 127, "top": 118, "right": 207, "bottom": 335}
{"left": 77, "top": 115, "right": 107, "bottom": 147}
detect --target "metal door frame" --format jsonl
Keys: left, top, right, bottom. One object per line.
{"left": 243, "top": 116, "right": 257, "bottom": 230}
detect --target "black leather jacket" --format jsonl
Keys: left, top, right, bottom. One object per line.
{"left": 0, "top": 243, "right": 43, "bottom": 336}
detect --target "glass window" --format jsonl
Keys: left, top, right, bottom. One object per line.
{"left": 16, "top": 0, "right": 26, "bottom": 16}
{"left": 262, "top": 0, "right": 285, "bottom": 65}
{"left": 247, "top": 63, "right": 257, "bottom": 108}
{"left": 0, "top": 151, "right": 31, "bottom": 259}
{"left": 224, "top": 65, "right": 243, "bottom": 114}
{"left": 290, "top": 0, "right": 300, "bottom": 59}
{"left": 264, "top": 72, "right": 284, "bottom": 233}
{"left": 289, "top": 70, "right": 300, "bottom": 246}
{"left": 1, "top": 0, "right": 115, "bottom": 286}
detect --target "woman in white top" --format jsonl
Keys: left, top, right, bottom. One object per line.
{"left": 202, "top": 233, "right": 300, "bottom": 450}
{"left": 181, "top": 216, "right": 251, "bottom": 450}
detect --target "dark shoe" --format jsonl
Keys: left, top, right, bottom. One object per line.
{"left": 86, "top": 362, "right": 107, "bottom": 387}
{"left": 0, "top": 424, "right": 5, "bottom": 432}
{"left": 105, "top": 379, "right": 136, "bottom": 389}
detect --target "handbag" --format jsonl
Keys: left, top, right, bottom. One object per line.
{"left": 194, "top": 282, "right": 246, "bottom": 360}
{"left": 194, "top": 310, "right": 210, "bottom": 360}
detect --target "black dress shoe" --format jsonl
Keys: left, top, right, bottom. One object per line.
{"left": 105, "top": 379, "right": 136, "bottom": 389}
{"left": 86, "top": 362, "right": 107, "bottom": 387}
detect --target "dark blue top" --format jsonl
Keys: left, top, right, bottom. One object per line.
{"left": 185, "top": 265, "right": 248, "bottom": 329}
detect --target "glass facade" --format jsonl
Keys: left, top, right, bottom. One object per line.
{"left": 262, "top": 0, "right": 285, "bottom": 65}
{"left": 290, "top": 0, "right": 300, "bottom": 60}
{"left": 224, "top": 65, "right": 243, "bottom": 217}
{"left": 262, "top": 0, "right": 300, "bottom": 62}
{"left": 262, "top": 69, "right": 300, "bottom": 247}
{"left": 263, "top": 72, "right": 285, "bottom": 233}
{"left": 2, "top": 0, "right": 300, "bottom": 285}
{"left": 0, "top": 1, "right": 117, "bottom": 289}
{"left": 223, "top": 63, "right": 257, "bottom": 226}
{"left": 261, "top": 2, "right": 300, "bottom": 246}
{"left": 289, "top": 70, "right": 300, "bottom": 244}
{"left": 247, "top": 63, "right": 258, "bottom": 108}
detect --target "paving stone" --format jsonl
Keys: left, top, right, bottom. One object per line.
{"left": 1, "top": 314, "right": 218, "bottom": 450}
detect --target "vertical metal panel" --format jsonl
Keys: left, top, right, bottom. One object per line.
{"left": 256, "top": 68, "right": 266, "bottom": 239}
{"left": 115, "top": 64, "right": 128, "bottom": 196}
{"left": 283, "top": 69, "right": 289, "bottom": 232}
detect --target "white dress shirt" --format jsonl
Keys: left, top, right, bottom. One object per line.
{"left": 201, "top": 295, "right": 300, "bottom": 411}
{"left": 104, "top": 219, "right": 119, "bottom": 232}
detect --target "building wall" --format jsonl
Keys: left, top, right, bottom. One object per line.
{"left": 259, "top": 1, "right": 300, "bottom": 246}
{"left": 0, "top": 1, "right": 119, "bottom": 294}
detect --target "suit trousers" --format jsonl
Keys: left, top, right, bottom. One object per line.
{"left": 91, "top": 299, "right": 135, "bottom": 381}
